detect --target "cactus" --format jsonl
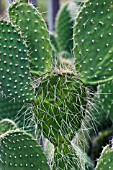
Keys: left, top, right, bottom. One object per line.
{"left": 56, "top": 2, "right": 78, "bottom": 53}
{"left": 9, "top": 1, "right": 52, "bottom": 74}
{"left": 50, "top": 32, "right": 59, "bottom": 52}
{"left": 95, "top": 145, "right": 113, "bottom": 170}
{"left": 0, "top": 130, "right": 50, "bottom": 170}
{"left": 34, "top": 70, "right": 92, "bottom": 145}
{"left": 98, "top": 80, "right": 113, "bottom": 120}
{"left": 0, "top": 19, "right": 34, "bottom": 102}
{"left": 74, "top": 0, "right": 113, "bottom": 85}
{"left": 0, "top": 118, "right": 17, "bottom": 134}
{"left": 90, "top": 128, "right": 113, "bottom": 163}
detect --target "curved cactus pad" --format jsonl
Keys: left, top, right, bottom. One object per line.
{"left": 9, "top": 2, "right": 52, "bottom": 74}
{"left": 34, "top": 71, "right": 91, "bottom": 145}
{"left": 56, "top": 2, "right": 77, "bottom": 53}
{"left": 74, "top": 0, "right": 113, "bottom": 84}
{"left": 0, "top": 20, "right": 34, "bottom": 102}
{"left": 0, "top": 130, "right": 50, "bottom": 170}
{"left": 0, "top": 119, "right": 17, "bottom": 135}
{"left": 96, "top": 145, "right": 113, "bottom": 170}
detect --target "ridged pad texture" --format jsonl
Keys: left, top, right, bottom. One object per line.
{"left": 34, "top": 71, "right": 91, "bottom": 145}
{"left": 9, "top": 2, "right": 52, "bottom": 74}
{"left": 0, "top": 20, "right": 33, "bottom": 102}
{"left": 96, "top": 145, "right": 113, "bottom": 170}
{"left": 0, "top": 130, "right": 50, "bottom": 170}
{"left": 74, "top": 0, "right": 113, "bottom": 84}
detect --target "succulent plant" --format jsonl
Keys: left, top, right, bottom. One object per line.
{"left": 9, "top": 1, "right": 52, "bottom": 74}
{"left": 95, "top": 145, "right": 113, "bottom": 170}
{"left": 0, "top": 130, "right": 50, "bottom": 170}
{"left": 55, "top": 2, "right": 78, "bottom": 54}
{"left": 0, "top": 118, "right": 17, "bottom": 134}
{"left": 74, "top": 0, "right": 113, "bottom": 85}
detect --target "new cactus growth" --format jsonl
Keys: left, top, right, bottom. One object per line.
{"left": 74, "top": 0, "right": 113, "bottom": 84}
{"left": 0, "top": 130, "right": 50, "bottom": 170}
{"left": 9, "top": 1, "right": 52, "bottom": 74}
{"left": 34, "top": 70, "right": 92, "bottom": 145}
{"left": 96, "top": 145, "right": 113, "bottom": 170}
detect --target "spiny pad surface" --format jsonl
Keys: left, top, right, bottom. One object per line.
{"left": 98, "top": 80, "right": 113, "bottom": 120}
{"left": 0, "top": 130, "right": 50, "bottom": 170}
{"left": 34, "top": 71, "right": 91, "bottom": 145}
{"left": 96, "top": 145, "right": 113, "bottom": 170}
{"left": 56, "top": 2, "right": 77, "bottom": 53}
{"left": 9, "top": 2, "right": 52, "bottom": 74}
{"left": 74, "top": 0, "right": 113, "bottom": 84}
{"left": 0, "top": 119, "right": 17, "bottom": 134}
{"left": 0, "top": 20, "right": 34, "bottom": 102}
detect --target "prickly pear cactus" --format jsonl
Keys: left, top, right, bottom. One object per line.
{"left": 74, "top": 0, "right": 113, "bottom": 84}
{"left": 98, "top": 80, "right": 113, "bottom": 120}
{"left": 96, "top": 145, "right": 113, "bottom": 170}
{"left": 53, "top": 143, "right": 79, "bottom": 170}
{"left": 9, "top": 1, "right": 52, "bottom": 74}
{"left": 56, "top": 2, "right": 78, "bottom": 53}
{"left": 0, "top": 19, "right": 34, "bottom": 102}
{"left": 34, "top": 70, "right": 92, "bottom": 145}
{"left": 0, "top": 119, "right": 17, "bottom": 134}
{"left": 0, "top": 130, "right": 50, "bottom": 170}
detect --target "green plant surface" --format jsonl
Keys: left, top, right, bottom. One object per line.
{"left": 56, "top": 2, "right": 77, "bottom": 53}
{"left": 0, "top": 119, "right": 17, "bottom": 134}
{"left": 74, "top": 0, "right": 113, "bottom": 85}
{"left": 96, "top": 145, "right": 113, "bottom": 170}
{"left": 34, "top": 70, "right": 92, "bottom": 145}
{"left": 98, "top": 80, "right": 113, "bottom": 121}
{"left": 0, "top": 130, "right": 50, "bottom": 170}
{"left": 0, "top": 19, "right": 34, "bottom": 102}
{"left": 9, "top": 2, "right": 52, "bottom": 74}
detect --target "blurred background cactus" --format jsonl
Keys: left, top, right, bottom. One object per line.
{"left": 1, "top": 0, "right": 113, "bottom": 170}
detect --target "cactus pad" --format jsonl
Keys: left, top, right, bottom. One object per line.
{"left": 74, "top": 0, "right": 113, "bottom": 84}
{"left": 9, "top": 2, "right": 52, "bottom": 74}
{"left": 34, "top": 71, "right": 91, "bottom": 145}
{"left": 0, "top": 130, "right": 50, "bottom": 170}
{"left": 98, "top": 80, "right": 113, "bottom": 120}
{"left": 96, "top": 145, "right": 113, "bottom": 170}
{"left": 56, "top": 2, "right": 77, "bottom": 53}
{"left": 0, "top": 19, "right": 34, "bottom": 102}
{"left": 0, "top": 119, "right": 17, "bottom": 134}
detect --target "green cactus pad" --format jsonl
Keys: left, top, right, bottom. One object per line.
{"left": 34, "top": 71, "right": 91, "bottom": 145}
{"left": 0, "top": 94, "right": 36, "bottom": 134}
{"left": 0, "top": 130, "right": 50, "bottom": 170}
{"left": 96, "top": 145, "right": 113, "bottom": 170}
{"left": 9, "top": 2, "right": 52, "bottom": 74}
{"left": 50, "top": 32, "right": 59, "bottom": 52}
{"left": 74, "top": 0, "right": 113, "bottom": 84}
{"left": 0, "top": 119, "right": 17, "bottom": 135}
{"left": 98, "top": 80, "right": 113, "bottom": 120}
{"left": 56, "top": 2, "right": 78, "bottom": 53}
{"left": 53, "top": 143, "right": 79, "bottom": 170}
{"left": 0, "top": 19, "right": 34, "bottom": 102}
